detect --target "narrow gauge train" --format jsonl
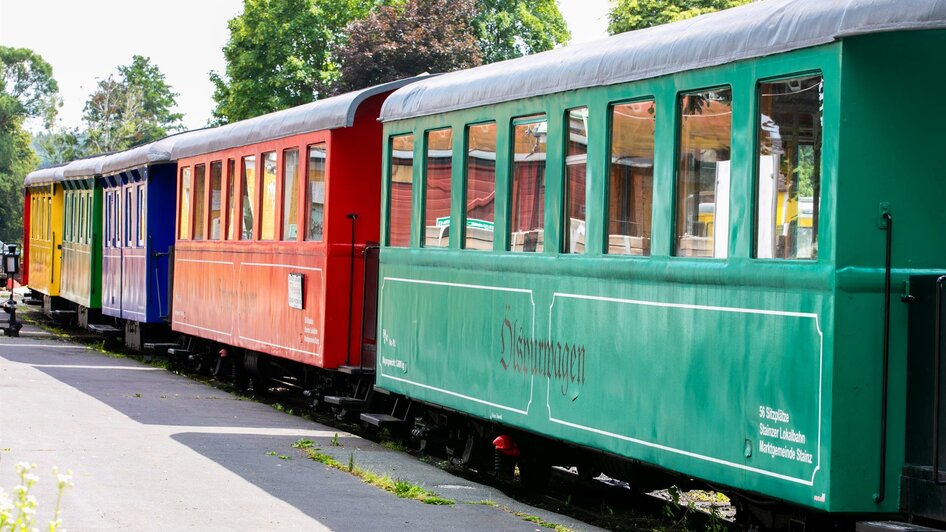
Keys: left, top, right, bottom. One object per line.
{"left": 19, "top": 0, "right": 946, "bottom": 528}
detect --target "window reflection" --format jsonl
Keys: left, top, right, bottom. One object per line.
{"left": 565, "top": 108, "right": 588, "bottom": 254}
{"left": 465, "top": 123, "right": 496, "bottom": 250}
{"left": 388, "top": 135, "right": 414, "bottom": 247}
{"left": 193, "top": 164, "right": 206, "bottom": 240}
{"left": 609, "top": 100, "right": 655, "bottom": 256}
{"left": 261, "top": 152, "right": 277, "bottom": 241}
{"left": 510, "top": 115, "right": 547, "bottom": 253}
{"left": 179, "top": 167, "right": 191, "bottom": 240}
{"left": 756, "top": 75, "right": 822, "bottom": 260}
{"left": 675, "top": 88, "right": 732, "bottom": 258}
{"left": 306, "top": 144, "right": 326, "bottom": 241}
{"left": 282, "top": 149, "right": 299, "bottom": 240}
{"left": 227, "top": 160, "right": 236, "bottom": 240}
{"left": 209, "top": 161, "right": 222, "bottom": 240}
{"left": 424, "top": 128, "right": 453, "bottom": 248}
{"left": 241, "top": 156, "right": 256, "bottom": 240}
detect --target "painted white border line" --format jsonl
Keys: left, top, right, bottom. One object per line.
{"left": 378, "top": 276, "right": 536, "bottom": 416}
{"left": 547, "top": 292, "right": 824, "bottom": 487}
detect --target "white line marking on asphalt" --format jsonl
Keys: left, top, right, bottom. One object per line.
{"left": 26, "top": 364, "right": 161, "bottom": 370}
{"left": 0, "top": 344, "right": 90, "bottom": 349}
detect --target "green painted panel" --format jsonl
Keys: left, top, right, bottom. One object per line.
{"left": 377, "top": 256, "right": 832, "bottom": 508}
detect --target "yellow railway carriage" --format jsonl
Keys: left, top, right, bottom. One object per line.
{"left": 24, "top": 166, "right": 65, "bottom": 311}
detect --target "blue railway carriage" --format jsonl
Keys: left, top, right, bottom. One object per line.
{"left": 375, "top": 0, "right": 946, "bottom": 526}
{"left": 97, "top": 134, "right": 193, "bottom": 349}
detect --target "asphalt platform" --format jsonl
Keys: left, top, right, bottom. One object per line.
{"left": 0, "top": 298, "right": 600, "bottom": 531}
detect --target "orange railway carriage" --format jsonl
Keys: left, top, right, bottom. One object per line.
{"left": 169, "top": 77, "right": 427, "bottom": 377}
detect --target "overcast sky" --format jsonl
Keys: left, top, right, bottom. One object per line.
{"left": 0, "top": 0, "right": 610, "bottom": 132}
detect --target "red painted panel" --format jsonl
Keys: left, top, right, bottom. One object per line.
{"left": 21, "top": 190, "right": 30, "bottom": 286}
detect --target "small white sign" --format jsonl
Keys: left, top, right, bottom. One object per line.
{"left": 288, "top": 273, "right": 304, "bottom": 310}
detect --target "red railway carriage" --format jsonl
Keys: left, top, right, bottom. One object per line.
{"left": 169, "top": 77, "right": 427, "bottom": 377}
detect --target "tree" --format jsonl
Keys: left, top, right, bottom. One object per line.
{"left": 82, "top": 56, "right": 183, "bottom": 153}
{"left": 33, "top": 127, "right": 86, "bottom": 166}
{"left": 0, "top": 47, "right": 59, "bottom": 129}
{"left": 473, "top": 0, "right": 570, "bottom": 63}
{"left": 608, "top": 0, "right": 754, "bottom": 34}
{"left": 333, "top": 0, "right": 482, "bottom": 94}
{"left": 210, "top": 0, "right": 378, "bottom": 124}
{"left": 0, "top": 46, "right": 60, "bottom": 243}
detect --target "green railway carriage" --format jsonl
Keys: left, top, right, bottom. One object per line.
{"left": 376, "top": 0, "right": 946, "bottom": 522}
{"left": 59, "top": 156, "right": 105, "bottom": 326}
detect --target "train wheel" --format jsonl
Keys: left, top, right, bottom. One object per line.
{"left": 518, "top": 453, "right": 552, "bottom": 492}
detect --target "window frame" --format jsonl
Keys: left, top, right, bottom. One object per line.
{"left": 386, "top": 132, "right": 416, "bottom": 248}
{"left": 563, "top": 107, "right": 590, "bottom": 255}
{"left": 305, "top": 143, "right": 327, "bottom": 242}
{"left": 508, "top": 113, "right": 549, "bottom": 253}
{"left": 751, "top": 70, "right": 824, "bottom": 262}
{"left": 462, "top": 120, "right": 497, "bottom": 251}
{"left": 671, "top": 84, "right": 734, "bottom": 260}
{"left": 422, "top": 127, "right": 454, "bottom": 249}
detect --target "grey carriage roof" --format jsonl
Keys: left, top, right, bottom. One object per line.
{"left": 23, "top": 164, "right": 66, "bottom": 187}
{"left": 167, "top": 74, "right": 433, "bottom": 162}
{"left": 380, "top": 0, "right": 946, "bottom": 122}
{"left": 98, "top": 132, "right": 188, "bottom": 176}
{"left": 62, "top": 154, "right": 111, "bottom": 179}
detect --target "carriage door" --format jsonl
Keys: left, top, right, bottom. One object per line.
{"left": 904, "top": 274, "right": 946, "bottom": 521}
{"left": 360, "top": 244, "right": 380, "bottom": 371}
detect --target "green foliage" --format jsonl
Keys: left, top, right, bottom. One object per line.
{"left": 0, "top": 47, "right": 59, "bottom": 129}
{"left": 210, "top": 0, "right": 377, "bottom": 124}
{"left": 82, "top": 55, "right": 183, "bottom": 153}
{"left": 473, "top": 0, "right": 570, "bottom": 63}
{"left": 608, "top": 0, "right": 754, "bottom": 34}
{"left": 332, "top": 0, "right": 482, "bottom": 94}
{"left": 0, "top": 46, "right": 59, "bottom": 243}
{"left": 32, "top": 128, "right": 86, "bottom": 166}
{"left": 0, "top": 126, "right": 35, "bottom": 242}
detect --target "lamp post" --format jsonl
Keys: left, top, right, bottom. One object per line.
{"left": 1, "top": 243, "right": 22, "bottom": 337}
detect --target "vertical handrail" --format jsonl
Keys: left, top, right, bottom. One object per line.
{"left": 934, "top": 275, "right": 946, "bottom": 485}
{"left": 874, "top": 212, "right": 893, "bottom": 503}
{"left": 346, "top": 213, "right": 358, "bottom": 367}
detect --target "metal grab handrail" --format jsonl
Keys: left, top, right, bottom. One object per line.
{"left": 934, "top": 275, "right": 946, "bottom": 485}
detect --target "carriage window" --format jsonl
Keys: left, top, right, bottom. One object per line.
{"left": 756, "top": 75, "right": 822, "bottom": 260}
{"left": 104, "top": 193, "right": 109, "bottom": 247}
{"left": 75, "top": 194, "right": 81, "bottom": 244}
{"left": 125, "top": 188, "right": 133, "bottom": 246}
{"left": 675, "top": 87, "right": 732, "bottom": 258}
{"left": 464, "top": 123, "right": 496, "bottom": 250}
{"left": 242, "top": 156, "right": 256, "bottom": 239}
{"left": 424, "top": 128, "right": 452, "bottom": 248}
{"left": 565, "top": 108, "right": 588, "bottom": 254}
{"left": 608, "top": 100, "right": 655, "bottom": 256}
{"left": 179, "top": 167, "right": 192, "bottom": 239}
{"left": 138, "top": 184, "right": 146, "bottom": 246}
{"left": 209, "top": 161, "right": 222, "bottom": 240}
{"left": 227, "top": 159, "right": 237, "bottom": 240}
{"left": 86, "top": 192, "right": 92, "bottom": 243}
{"left": 388, "top": 134, "right": 414, "bottom": 247}
{"left": 193, "top": 164, "right": 206, "bottom": 240}
{"left": 261, "top": 152, "right": 277, "bottom": 240}
{"left": 282, "top": 149, "right": 299, "bottom": 240}
{"left": 306, "top": 144, "right": 326, "bottom": 241}
{"left": 510, "top": 115, "right": 547, "bottom": 253}
{"left": 64, "top": 194, "right": 72, "bottom": 242}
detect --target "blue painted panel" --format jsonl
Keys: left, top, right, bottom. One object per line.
{"left": 144, "top": 164, "right": 176, "bottom": 322}
{"left": 100, "top": 163, "right": 176, "bottom": 323}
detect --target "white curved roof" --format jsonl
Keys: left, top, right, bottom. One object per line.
{"left": 62, "top": 154, "right": 111, "bottom": 179}
{"left": 168, "top": 74, "right": 433, "bottom": 162}
{"left": 380, "top": 0, "right": 946, "bottom": 121}
{"left": 23, "top": 165, "right": 66, "bottom": 187}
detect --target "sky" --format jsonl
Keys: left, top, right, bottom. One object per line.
{"left": 0, "top": 0, "right": 611, "bottom": 132}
